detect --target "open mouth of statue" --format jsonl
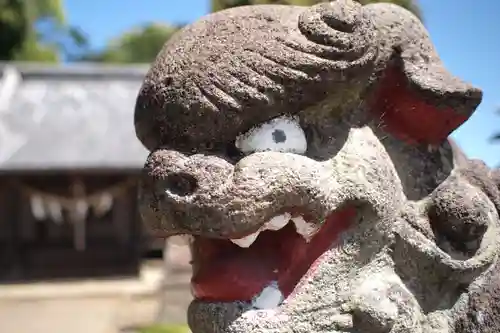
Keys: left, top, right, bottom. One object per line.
{"left": 190, "top": 206, "right": 355, "bottom": 308}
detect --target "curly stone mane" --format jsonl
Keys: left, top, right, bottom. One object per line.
{"left": 135, "top": 1, "right": 481, "bottom": 153}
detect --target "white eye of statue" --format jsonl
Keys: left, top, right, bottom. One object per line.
{"left": 235, "top": 115, "right": 307, "bottom": 155}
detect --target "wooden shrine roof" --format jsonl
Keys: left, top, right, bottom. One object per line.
{"left": 0, "top": 62, "right": 150, "bottom": 172}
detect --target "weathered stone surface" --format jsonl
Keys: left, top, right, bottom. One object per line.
{"left": 134, "top": 1, "right": 498, "bottom": 333}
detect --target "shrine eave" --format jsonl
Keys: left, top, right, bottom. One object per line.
{"left": 0, "top": 62, "right": 150, "bottom": 172}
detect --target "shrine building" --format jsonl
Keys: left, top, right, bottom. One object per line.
{"left": 0, "top": 62, "right": 164, "bottom": 281}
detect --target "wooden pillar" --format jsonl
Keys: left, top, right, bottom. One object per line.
{"left": 69, "top": 178, "right": 88, "bottom": 252}
{"left": 112, "top": 185, "right": 133, "bottom": 245}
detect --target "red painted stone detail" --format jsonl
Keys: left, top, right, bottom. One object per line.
{"left": 191, "top": 207, "right": 356, "bottom": 302}
{"left": 370, "top": 66, "right": 469, "bottom": 145}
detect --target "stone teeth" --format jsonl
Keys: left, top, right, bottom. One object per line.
{"left": 251, "top": 281, "right": 284, "bottom": 309}
{"left": 264, "top": 213, "right": 291, "bottom": 230}
{"left": 231, "top": 213, "right": 291, "bottom": 248}
{"left": 292, "top": 215, "right": 318, "bottom": 242}
{"left": 231, "top": 232, "right": 260, "bottom": 248}
{"left": 230, "top": 213, "right": 316, "bottom": 248}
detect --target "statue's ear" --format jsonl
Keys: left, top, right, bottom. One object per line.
{"left": 369, "top": 57, "right": 482, "bottom": 145}
{"left": 361, "top": 2, "right": 482, "bottom": 146}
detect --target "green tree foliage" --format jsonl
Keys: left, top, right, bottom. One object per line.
{"left": 0, "top": 0, "right": 88, "bottom": 62}
{"left": 78, "top": 23, "right": 180, "bottom": 64}
{"left": 0, "top": 0, "right": 26, "bottom": 60}
{"left": 212, "top": 0, "right": 422, "bottom": 20}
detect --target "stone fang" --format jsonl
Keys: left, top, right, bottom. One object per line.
{"left": 266, "top": 213, "right": 291, "bottom": 230}
{"left": 230, "top": 232, "right": 260, "bottom": 248}
{"left": 292, "top": 216, "right": 318, "bottom": 242}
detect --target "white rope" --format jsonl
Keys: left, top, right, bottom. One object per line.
{"left": 19, "top": 177, "right": 136, "bottom": 251}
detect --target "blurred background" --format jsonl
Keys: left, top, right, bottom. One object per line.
{"left": 0, "top": 1, "right": 498, "bottom": 333}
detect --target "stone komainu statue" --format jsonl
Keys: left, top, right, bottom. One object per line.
{"left": 134, "top": 1, "right": 500, "bottom": 332}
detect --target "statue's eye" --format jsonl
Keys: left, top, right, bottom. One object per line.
{"left": 234, "top": 115, "right": 307, "bottom": 155}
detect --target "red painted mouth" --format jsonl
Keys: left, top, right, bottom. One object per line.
{"left": 190, "top": 206, "right": 356, "bottom": 302}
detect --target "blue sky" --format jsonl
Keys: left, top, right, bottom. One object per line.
{"left": 64, "top": 0, "right": 500, "bottom": 167}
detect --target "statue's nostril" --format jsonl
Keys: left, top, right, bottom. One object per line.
{"left": 165, "top": 172, "right": 198, "bottom": 196}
